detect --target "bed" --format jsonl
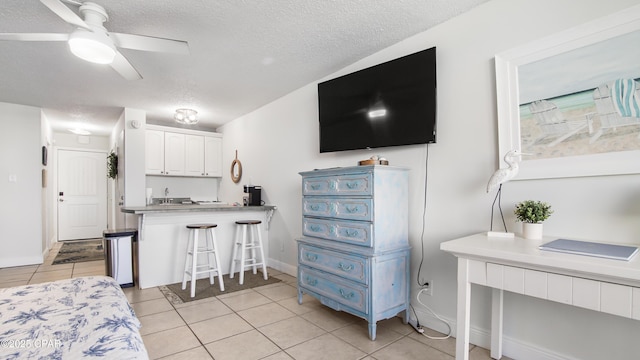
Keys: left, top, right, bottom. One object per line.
{"left": 0, "top": 276, "right": 148, "bottom": 359}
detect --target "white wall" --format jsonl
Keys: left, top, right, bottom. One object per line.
{"left": 0, "top": 102, "right": 43, "bottom": 267}
{"left": 218, "top": 0, "right": 640, "bottom": 359}
{"left": 52, "top": 132, "right": 110, "bottom": 150}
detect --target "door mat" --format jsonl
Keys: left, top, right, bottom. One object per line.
{"left": 52, "top": 239, "right": 105, "bottom": 265}
{"left": 162, "top": 271, "right": 281, "bottom": 303}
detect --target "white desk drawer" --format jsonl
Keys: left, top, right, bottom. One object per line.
{"left": 601, "top": 282, "right": 632, "bottom": 318}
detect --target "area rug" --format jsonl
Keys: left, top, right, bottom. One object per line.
{"left": 52, "top": 239, "right": 105, "bottom": 265}
{"left": 163, "top": 271, "right": 281, "bottom": 303}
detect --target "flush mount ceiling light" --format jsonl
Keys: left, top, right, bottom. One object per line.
{"left": 69, "top": 128, "right": 91, "bottom": 135}
{"left": 174, "top": 108, "right": 198, "bottom": 125}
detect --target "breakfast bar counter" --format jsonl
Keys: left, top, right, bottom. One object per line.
{"left": 122, "top": 204, "right": 276, "bottom": 289}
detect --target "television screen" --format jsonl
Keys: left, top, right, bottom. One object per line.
{"left": 318, "top": 47, "right": 437, "bottom": 153}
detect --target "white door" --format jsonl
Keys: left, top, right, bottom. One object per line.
{"left": 58, "top": 149, "right": 108, "bottom": 240}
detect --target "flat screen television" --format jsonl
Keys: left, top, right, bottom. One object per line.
{"left": 318, "top": 46, "right": 437, "bottom": 153}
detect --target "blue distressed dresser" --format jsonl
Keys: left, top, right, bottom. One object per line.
{"left": 297, "top": 165, "right": 410, "bottom": 340}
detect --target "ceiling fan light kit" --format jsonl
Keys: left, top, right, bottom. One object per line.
{"left": 1, "top": 0, "right": 189, "bottom": 80}
{"left": 174, "top": 108, "right": 198, "bottom": 125}
{"left": 68, "top": 29, "right": 116, "bottom": 64}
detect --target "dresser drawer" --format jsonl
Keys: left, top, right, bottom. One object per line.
{"left": 299, "top": 244, "right": 368, "bottom": 283}
{"left": 303, "top": 173, "right": 372, "bottom": 196}
{"left": 299, "top": 266, "right": 368, "bottom": 313}
{"left": 303, "top": 217, "right": 373, "bottom": 247}
{"left": 302, "top": 197, "right": 372, "bottom": 221}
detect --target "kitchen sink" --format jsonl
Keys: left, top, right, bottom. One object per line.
{"left": 152, "top": 197, "right": 195, "bottom": 205}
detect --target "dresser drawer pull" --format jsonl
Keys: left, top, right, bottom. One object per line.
{"left": 305, "top": 276, "right": 318, "bottom": 286}
{"left": 346, "top": 181, "right": 359, "bottom": 189}
{"left": 345, "top": 205, "right": 359, "bottom": 213}
{"left": 339, "top": 289, "right": 355, "bottom": 299}
{"left": 305, "top": 253, "right": 318, "bottom": 262}
{"left": 338, "top": 263, "right": 354, "bottom": 272}
{"left": 329, "top": 181, "right": 337, "bottom": 190}
{"left": 310, "top": 204, "right": 320, "bottom": 211}
{"left": 345, "top": 229, "right": 358, "bottom": 237}
{"left": 309, "top": 225, "right": 322, "bottom": 232}
{"left": 310, "top": 184, "right": 321, "bottom": 190}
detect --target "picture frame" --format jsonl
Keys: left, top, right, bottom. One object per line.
{"left": 42, "top": 145, "right": 47, "bottom": 166}
{"left": 495, "top": 5, "right": 640, "bottom": 180}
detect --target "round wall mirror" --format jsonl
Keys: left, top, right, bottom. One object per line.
{"left": 231, "top": 150, "right": 242, "bottom": 183}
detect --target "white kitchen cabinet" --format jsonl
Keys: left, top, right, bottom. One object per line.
{"left": 184, "top": 135, "right": 205, "bottom": 176}
{"left": 164, "top": 132, "right": 185, "bottom": 176}
{"left": 145, "top": 130, "right": 165, "bottom": 175}
{"left": 146, "top": 125, "right": 223, "bottom": 177}
{"left": 204, "top": 136, "right": 222, "bottom": 177}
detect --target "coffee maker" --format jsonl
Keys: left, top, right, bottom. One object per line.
{"left": 243, "top": 185, "right": 262, "bottom": 206}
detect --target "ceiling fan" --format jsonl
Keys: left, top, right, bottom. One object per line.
{"left": 0, "top": 0, "right": 189, "bottom": 80}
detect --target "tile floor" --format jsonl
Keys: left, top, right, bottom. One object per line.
{"left": 0, "top": 242, "right": 506, "bottom": 360}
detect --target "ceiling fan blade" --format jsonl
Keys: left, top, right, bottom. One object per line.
{"left": 110, "top": 50, "right": 142, "bottom": 81}
{"left": 110, "top": 33, "right": 189, "bottom": 55}
{"left": 40, "top": 0, "right": 90, "bottom": 30}
{"left": 0, "top": 33, "right": 69, "bottom": 41}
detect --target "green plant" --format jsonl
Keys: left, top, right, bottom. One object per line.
{"left": 107, "top": 151, "right": 118, "bottom": 179}
{"left": 514, "top": 200, "right": 553, "bottom": 223}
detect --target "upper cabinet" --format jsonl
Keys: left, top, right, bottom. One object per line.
{"left": 146, "top": 125, "right": 223, "bottom": 177}
{"left": 145, "top": 130, "right": 165, "bottom": 175}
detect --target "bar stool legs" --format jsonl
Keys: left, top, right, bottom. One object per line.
{"left": 182, "top": 224, "right": 224, "bottom": 297}
{"left": 229, "top": 220, "right": 268, "bottom": 285}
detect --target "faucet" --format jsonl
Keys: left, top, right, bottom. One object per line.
{"left": 164, "top": 187, "right": 169, "bottom": 197}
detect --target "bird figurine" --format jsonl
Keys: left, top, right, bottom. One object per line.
{"left": 486, "top": 149, "right": 525, "bottom": 193}
{"left": 486, "top": 149, "right": 528, "bottom": 235}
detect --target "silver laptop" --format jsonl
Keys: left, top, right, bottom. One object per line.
{"left": 539, "top": 238, "right": 639, "bottom": 261}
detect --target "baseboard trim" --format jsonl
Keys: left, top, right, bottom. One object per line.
{"left": 267, "top": 258, "right": 297, "bottom": 277}
{"left": 411, "top": 307, "right": 576, "bottom": 360}
{"left": 0, "top": 255, "right": 43, "bottom": 268}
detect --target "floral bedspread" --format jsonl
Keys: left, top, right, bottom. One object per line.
{"left": 0, "top": 276, "right": 148, "bottom": 359}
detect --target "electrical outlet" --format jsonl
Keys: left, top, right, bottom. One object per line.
{"left": 422, "top": 280, "right": 433, "bottom": 296}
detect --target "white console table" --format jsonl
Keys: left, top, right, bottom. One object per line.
{"left": 440, "top": 233, "right": 640, "bottom": 360}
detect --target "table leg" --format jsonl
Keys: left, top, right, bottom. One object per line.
{"left": 456, "top": 258, "right": 471, "bottom": 360}
{"left": 491, "top": 288, "right": 504, "bottom": 359}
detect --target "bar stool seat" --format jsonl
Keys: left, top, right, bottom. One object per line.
{"left": 182, "top": 223, "right": 224, "bottom": 297}
{"left": 229, "top": 220, "right": 268, "bottom": 284}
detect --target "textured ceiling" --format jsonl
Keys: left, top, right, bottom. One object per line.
{"left": 0, "top": 0, "right": 488, "bottom": 135}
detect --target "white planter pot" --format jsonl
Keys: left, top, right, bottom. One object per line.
{"left": 522, "top": 223, "right": 543, "bottom": 240}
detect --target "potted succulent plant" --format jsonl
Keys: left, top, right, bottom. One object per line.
{"left": 514, "top": 200, "right": 553, "bottom": 240}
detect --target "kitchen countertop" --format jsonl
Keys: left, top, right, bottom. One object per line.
{"left": 121, "top": 204, "right": 276, "bottom": 214}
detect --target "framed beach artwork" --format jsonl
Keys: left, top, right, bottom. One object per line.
{"left": 495, "top": 4, "right": 640, "bottom": 180}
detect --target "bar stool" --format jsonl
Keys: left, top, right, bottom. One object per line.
{"left": 182, "top": 224, "right": 224, "bottom": 297}
{"left": 229, "top": 220, "right": 268, "bottom": 285}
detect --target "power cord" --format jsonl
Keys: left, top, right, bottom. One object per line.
{"left": 416, "top": 288, "right": 452, "bottom": 340}
{"left": 412, "top": 144, "right": 451, "bottom": 340}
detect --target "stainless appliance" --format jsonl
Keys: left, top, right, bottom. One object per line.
{"left": 103, "top": 229, "right": 137, "bottom": 287}
{"left": 243, "top": 185, "right": 262, "bottom": 206}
